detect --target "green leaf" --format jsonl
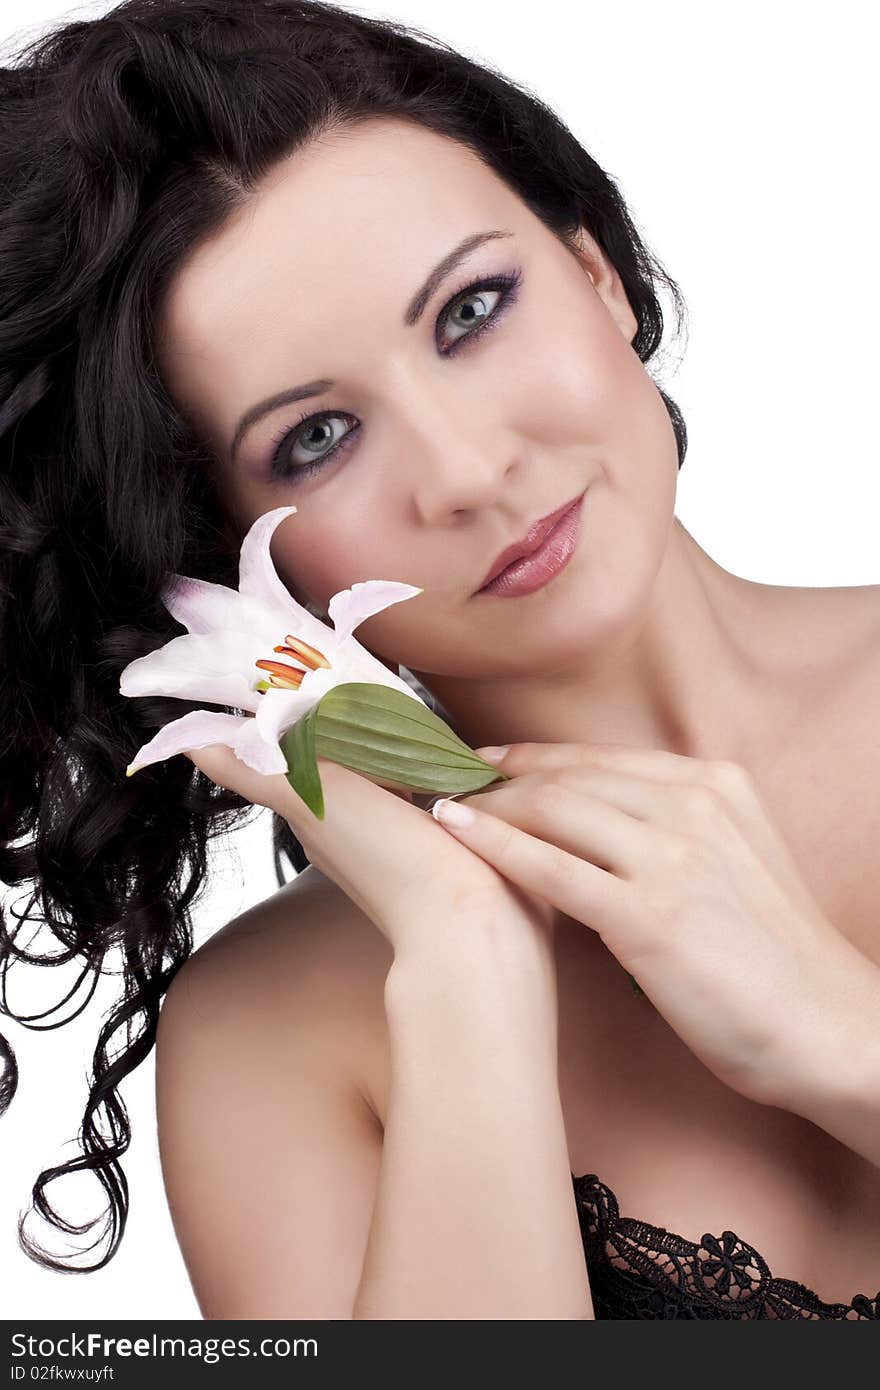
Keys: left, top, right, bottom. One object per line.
{"left": 315, "top": 682, "right": 508, "bottom": 792}
{"left": 278, "top": 681, "right": 509, "bottom": 816}
{"left": 283, "top": 700, "right": 325, "bottom": 819}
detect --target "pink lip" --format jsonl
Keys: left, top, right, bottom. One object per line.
{"left": 474, "top": 491, "right": 586, "bottom": 597}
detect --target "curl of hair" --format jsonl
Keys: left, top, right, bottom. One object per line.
{"left": 0, "top": 0, "right": 688, "bottom": 1272}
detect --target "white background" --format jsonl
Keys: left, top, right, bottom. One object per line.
{"left": 1, "top": 0, "right": 877, "bottom": 1318}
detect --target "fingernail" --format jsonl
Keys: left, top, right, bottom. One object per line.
{"left": 432, "top": 797, "right": 476, "bottom": 827}
{"left": 475, "top": 745, "right": 510, "bottom": 764}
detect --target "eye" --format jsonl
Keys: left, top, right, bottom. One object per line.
{"left": 436, "top": 269, "right": 522, "bottom": 355}
{"left": 265, "top": 268, "right": 522, "bottom": 482}
{"left": 439, "top": 282, "right": 506, "bottom": 351}
{"left": 268, "top": 410, "right": 360, "bottom": 481}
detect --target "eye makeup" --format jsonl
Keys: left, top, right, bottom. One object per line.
{"left": 263, "top": 266, "right": 523, "bottom": 482}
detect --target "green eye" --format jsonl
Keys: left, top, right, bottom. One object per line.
{"left": 436, "top": 270, "right": 522, "bottom": 354}
{"left": 266, "top": 267, "right": 523, "bottom": 481}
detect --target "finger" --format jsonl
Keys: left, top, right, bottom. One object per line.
{"left": 477, "top": 740, "right": 713, "bottom": 782}
{"left": 459, "top": 772, "right": 661, "bottom": 879}
{"left": 189, "top": 742, "right": 416, "bottom": 811}
{"left": 466, "top": 766, "right": 790, "bottom": 904}
{"left": 184, "top": 742, "right": 295, "bottom": 818}
{"left": 184, "top": 742, "right": 485, "bottom": 923}
{"left": 365, "top": 774, "right": 415, "bottom": 802}
{"left": 479, "top": 742, "right": 780, "bottom": 851}
{"left": 479, "top": 742, "right": 800, "bottom": 890}
{"left": 431, "top": 793, "right": 630, "bottom": 935}
{"left": 473, "top": 765, "right": 683, "bottom": 831}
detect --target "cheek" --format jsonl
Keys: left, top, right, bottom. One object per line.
{"left": 511, "top": 302, "right": 644, "bottom": 449}
{"left": 533, "top": 306, "right": 676, "bottom": 493}
{"left": 273, "top": 520, "right": 392, "bottom": 613}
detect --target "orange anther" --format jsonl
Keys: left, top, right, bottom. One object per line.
{"left": 282, "top": 634, "right": 331, "bottom": 669}
{"left": 254, "top": 658, "right": 306, "bottom": 689}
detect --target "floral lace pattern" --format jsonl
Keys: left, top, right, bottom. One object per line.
{"left": 571, "top": 1172, "right": 880, "bottom": 1320}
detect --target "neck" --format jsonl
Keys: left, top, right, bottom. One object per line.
{"left": 410, "top": 518, "right": 797, "bottom": 770}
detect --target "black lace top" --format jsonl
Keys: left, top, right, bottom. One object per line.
{"left": 571, "top": 1172, "right": 880, "bottom": 1320}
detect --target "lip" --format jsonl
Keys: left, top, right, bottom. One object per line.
{"left": 474, "top": 490, "right": 586, "bottom": 597}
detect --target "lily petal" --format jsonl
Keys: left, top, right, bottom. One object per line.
{"left": 252, "top": 668, "right": 337, "bottom": 745}
{"left": 231, "top": 711, "right": 290, "bottom": 775}
{"left": 238, "top": 506, "right": 344, "bottom": 654}
{"left": 327, "top": 580, "right": 424, "bottom": 647}
{"left": 122, "top": 504, "right": 432, "bottom": 781}
{"left": 336, "top": 643, "right": 430, "bottom": 705}
{"left": 161, "top": 574, "right": 273, "bottom": 637}
{"left": 238, "top": 506, "right": 298, "bottom": 609}
{"left": 119, "top": 631, "right": 268, "bottom": 712}
{"left": 125, "top": 708, "right": 249, "bottom": 774}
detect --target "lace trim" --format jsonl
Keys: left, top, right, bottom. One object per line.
{"left": 571, "top": 1172, "right": 880, "bottom": 1320}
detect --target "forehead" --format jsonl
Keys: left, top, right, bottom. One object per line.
{"left": 156, "top": 118, "right": 520, "bottom": 387}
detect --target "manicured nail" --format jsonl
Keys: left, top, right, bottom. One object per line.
{"left": 475, "top": 745, "right": 510, "bottom": 764}
{"left": 432, "top": 797, "right": 476, "bottom": 827}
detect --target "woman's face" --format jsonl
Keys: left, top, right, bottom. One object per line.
{"left": 157, "top": 116, "right": 679, "bottom": 681}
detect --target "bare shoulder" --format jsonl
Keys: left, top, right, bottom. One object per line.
{"left": 768, "top": 581, "right": 880, "bottom": 770}
{"left": 782, "top": 580, "right": 879, "bottom": 671}
{"left": 154, "top": 866, "right": 393, "bottom": 1317}
{"left": 760, "top": 579, "right": 880, "bottom": 711}
{"left": 813, "top": 582, "right": 880, "bottom": 712}
{"left": 161, "top": 863, "right": 393, "bottom": 1119}
{"left": 848, "top": 583, "right": 880, "bottom": 697}
{"left": 825, "top": 581, "right": 880, "bottom": 663}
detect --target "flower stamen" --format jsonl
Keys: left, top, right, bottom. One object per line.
{"left": 254, "top": 659, "right": 307, "bottom": 690}
{"left": 281, "top": 634, "right": 331, "bottom": 670}
{"left": 253, "top": 632, "right": 331, "bottom": 693}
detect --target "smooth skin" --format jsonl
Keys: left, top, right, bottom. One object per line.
{"left": 159, "top": 751, "right": 584, "bottom": 1318}
{"left": 154, "top": 116, "right": 880, "bottom": 1318}
{"left": 431, "top": 741, "right": 880, "bottom": 1152}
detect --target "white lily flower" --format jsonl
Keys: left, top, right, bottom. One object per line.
{"left": 120, "top": 505, "right": 425, "bottom": 777}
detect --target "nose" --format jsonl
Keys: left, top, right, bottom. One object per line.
{"left": 391, "top": 380, "right": 519, "bottom": 526}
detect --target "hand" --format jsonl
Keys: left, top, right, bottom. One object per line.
{"left": 181, "top": 747, "right": 558, "bottom": 995}
{"left": 431, "top": 741, "right": 870, "bottom": 1107}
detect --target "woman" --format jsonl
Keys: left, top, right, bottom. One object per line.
{"left": 1, "top": 0, "right": 877, "bottom": 1319}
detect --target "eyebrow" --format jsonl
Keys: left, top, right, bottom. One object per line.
{"left": 228, "top": 228, "right": 514, "bottom": 462}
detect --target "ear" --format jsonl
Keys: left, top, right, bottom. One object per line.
{"left": 570, "top": 226, "right": 638, "bottom": 345}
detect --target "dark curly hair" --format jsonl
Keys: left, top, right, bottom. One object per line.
{"left": 0, "top": 0, "right": 688, "bottom": 1273}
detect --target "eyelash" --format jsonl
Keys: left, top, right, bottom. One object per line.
{"left": 265, "top": 267, "right": 523, "bottom": 482}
